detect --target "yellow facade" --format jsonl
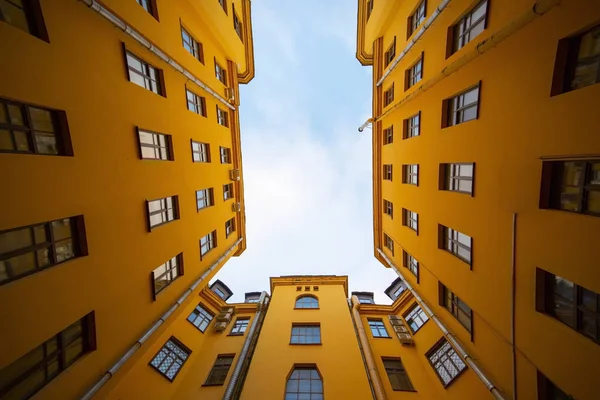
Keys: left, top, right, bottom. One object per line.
{"left": 357, "top": 0, "right": 600, "bottom": 399}
{"left": 0, "top": 0, "right": 254, "bottom": 398}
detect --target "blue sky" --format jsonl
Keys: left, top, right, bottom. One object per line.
{"left": 211, "top": 0, "right": 399, "bottom": 303}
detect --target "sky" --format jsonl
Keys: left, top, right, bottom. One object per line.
{"left": 211, "top": 0, "right": 399, "bottom": 304}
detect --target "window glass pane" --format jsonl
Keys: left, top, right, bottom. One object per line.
{"left": 29, "top": 108, "right": 54, "bottom": 132}
{"left": 0, "top": 227, "right": 33, "bottom": 254}
{"left": 34, "top": 133, "right": 58, "bottom": 155}
{"left": 0, "top": 129, "right": 14, "bottom": 150}
{"left": 553, "top": 276, "right": 574, "bottom": 300}
{"left": 52, "top": 219, "right": 72, "bottom": 241}
{"left": 7, "top": 104, "right": 24, "bottom": 125}
{"left": 559, "top": 186, "right": 582, "bottom": 211}
{"left": 561, "top": 162, "right": 584, "bottom": 186}
{"left": 580, "top": 311, "right": 598, "bottom": 339}
{"left": 585, "top": 190, "right": 600, "bottom": 214}
{"left": 4, "top": 252, "right": 36, "bottom": 277}
{"left": 464, "top": 88, "right": 479, "bottom": 105}
{"left": 581, "top": 288, "right": 598, "bottom": 311}
{"left": 55, "top": 239, "right": 74, "bottom": 262}
{"left": 471, "top": 1, "right": 487, "bottom": 21}
{"left": 13, "top": 130, "right": 30, "bottom": 151}
{"left": 64, "top": 337, "right": 84, "bottom": 366}
{"left": 3, "top": 368, "right": 45, "bottom": 400}
{"left": 552, "top": 296, "right": 575, "bottom": 326}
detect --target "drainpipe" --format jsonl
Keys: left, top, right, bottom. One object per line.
{"left": 79, "top": 238, "right": 243, "bottom": 400}
{"left": 377, "top": 249, "right": 506, "bottom": 400}
{"left": 78, "top": 0, "right": 235, "bottom": 111}
{"left": 223, "top": 291, "right": 269, "bottom": 400}
{"left": 359, "top": 0, "right": 560, "bottom": 130}
{"left": 358, "top": 118, "right": 375, "bottom": 132}
{"left": 511, "top": 214, "right": 518, "bottom": 400}
{"left": 351, "top": 296, "right": 388, "bottom": 400}
{"left": 376, "top": 0, "right": 452, "bottom": 87}
{"left": 348, "top": 299, "right": 378, "bottom": 400}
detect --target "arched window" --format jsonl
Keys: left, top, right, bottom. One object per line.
{"left": 295, "top": 295, "right": 319, "bottom": 309}
{"left": 285, "top": 367, "right": 323, "bottom": 400}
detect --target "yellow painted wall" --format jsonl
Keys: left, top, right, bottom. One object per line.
{"left": 106, "top": 289, "right": 257, "bottom": 400}
{"left": 0, "top": 0, "right": 253, "bottom": 398}
{"left": 360, "top": 0, "right": 600, "bottom": 399}
{"left": 240, "top": 277, "right": 373, "bottom": 400}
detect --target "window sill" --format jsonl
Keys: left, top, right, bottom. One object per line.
{"left": 392, "top": 389, "right": 417, "bottom": 392}
{"left": 294, "top": 308, "right": 320, "bottom": 310}
{"left": 289, "top": 342, "right": 322, "bottom": 346}
{"left": 228, "top": 333, "right": 244, "bottom": 337}
{"left": 373, "top": 336, "right": 393, "bottom": 339}
{"left": 201, "top": 383, "right": 225, "bottom": 387}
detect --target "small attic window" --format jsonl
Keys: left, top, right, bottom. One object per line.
{"left": 305, "top": 286, "right": 310, "bottom": 291}
{"left": 313, "top": 286, "right": 319, "bottom": 291}
{"left": 296, "top": 286, "right": 302, "bottom": 291}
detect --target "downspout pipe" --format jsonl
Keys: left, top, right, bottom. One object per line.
{"left": 348, "top": 299, "right": 378, "bottom": 400}
{"left": 223, "top": 291, "right": 269, "bottom": 400}
{"left": 377, "top": 249, "right": 506, "bottom": 400}
{"left": 80, "top": 238, "right": 243, "bottom": 400}
{"left": 358, "top": 118, "right": 375, "bottom": 132}
{"left": 376, "top": 0, "right": 452, "bottom": 87}
{"left": 351, "top": 296, "right": 388, "bottom": 400}
{"left": 511, "top": 214, "right": 518, "bottom": 400}
{"left": 78, "top": 0, "right": 235, "bottom": 111}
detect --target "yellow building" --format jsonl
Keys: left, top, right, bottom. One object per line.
{"left": 0, "top": 0, "right": 254, "bottom": 398}
{"left": 357, "top": 0, "right": 600, "bottom": 399}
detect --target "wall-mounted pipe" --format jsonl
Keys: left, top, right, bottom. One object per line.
{"left": 376, "top": 0, "right": 452, "bottom": 87}
{"left": 223, "top": 291, "right": 269, "bottom": 400}
{"left": 79, "top": 238, "right": 243, "bottom": 400}
{"left": 78, "top": 0, "right": 235, "bottom": 111}
{"left": 511, "top": 213, "right": 518, "bottom": 400}
{"left": 349, "top": 298, "right": 378, "bottom": 400}
{"left": 358, "top": 118, "right": 374, "bottom": 132}
{"left": 376, "top": 249, "right": 506, "bottom": 400}
{"left": 351, "top": 296, "right": 388, "bottom": 400}
{"left": 359, "top": 0, "right": 559, "bottom": 130}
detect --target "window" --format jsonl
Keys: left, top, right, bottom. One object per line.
{"left": 404, "top": 113, "right": 420, "bottom": 139}
{"left": 537, "top": 371, "right": 571, "bottom": 400}
{"left": 383, "top": 126, "right": 393, "bottom": 144}
{"left": 204, "top": 355, "right": 234, "bottom": 386}
{"left": 449, "top": 0, "right": 488, "bottom": 56}
{"left": 200, "top": 231, "right": 217, "bottom": 257}
{"left": 383, "top": 199, "right": 393, "bottom": 218}
{"left": 440, "top": 163, "right": 474, "bottom": 194}
{"left": 213, "top": 286, "right": 226, "bottom": 299}
{"left": 218, "top": 0, "right": 227, "bottom": 14}
{"left": 0, "top": 216, "right": 87, "bottom": 285}
{"left": 552, "top": 25, "right": 600, "bottom": 95}
{"left": 290, "top": 324, "right": 321, "bottom": 344}
{"left": 215, "top": 60, "right": 228, "bottom": 85}
{"left": 384, "top": 37, "right": 396, "bottom": 68}
{"left": 295, "top": 295, "right": 319, "bottom": 309}
{"left": 233, "top": 5, "right": 243, "bottom": 41}
{"left": 383, "top": 358, "right": 414, "bottom": 391}
{"left": 147, "top": 196, "right": 179, "bottom": 230}
{"left": 137, "top": 0, "right": 158, "bottom": 19}
{"left": 191, "top": 141, "right": 210, "bottom": 163}
{"left": 220, "top": 146, "right": 232, "bottom": 164}
{"left": 403, "top": 251, "right": 419, "bottom": 281}
{"left": 187, "top": 303, "right": 214, "bottom": 332}
{"left": 359, "top": 297, "right": 374, "bottom": 304}
{"left": 285, "top": 367, "right": 323, "bottom": 400}
{"left": 125, "top": 51, "right": 164, "bottom": 96}
{"left": 443, "top": 83, "right": 480, "bottom": 127}
{"left": 0, "top": 312, "right": 95, "bottom": 398}
{"left": 368, "top": 319, "right": 390, "bottom": 338}
{"left": 230, "top": 318, "right": 249, "bottom": 336}
{"left": 383, "top": 233, "right": 394, "bottom": 256}
{"left": 439, "top": 225, "right": 472, "bottom": 264}
{"left": 137, "top": 129, "right": 172, "bottom": 161}
{"left": 223, "top": 183, "right": 234, "bottom": 201}
{"left": 152, "top": 254, "right": 183, "bottom": 298}
{"left": 366, "top": 0, "right": 374, "bottom": 20}
{"left": 427, "top": 338, "right": 467, "bottom": 386}
{"left": 217, "top": 106, "right": 229, "bottom": 127}
{"left": 181, "top": 27, "right": 203, "bottom": 63}
{"left": 0, "top": 98, "right": 72, "bottom": 156}
{"left": 407, "top": 0, "right": 426, "bottom": 38}
{"left": 440, "top": 283, "right": 473, "bottom": 334}
{"left": 150, "top": 337, "right": 190, "bottom": 381}
{"left": 186, "top": 89, "right": 206, "bottom": 116}
{"left": 0, "top": 0, "right": 48, "bottom": 40}
{"left": 196, "top": 188, "right": 214, "bottom": 211}
{"left": 402, "top": 164, "right": 419, "bottom": 185}
{"left": 384, "top": 84, "right": 394, "bottom": 107}
{"left": 404, "top": 304, "right": 429, "bottom": 333}
{"left": 393, "top": 283, "right": 407, "bottom": 298}
{"left": 383, "top": 164, "right": 393, "bottom": 181}
{"left": 405, "top": 55, "right": 423, "bottom": 89}
{"left": 540, "top": 160, "right": 600, "bottom": 216}
{"left": 536, "top": 268, "right": 599, "bottom": 343}
{"left": 402, "top": 209, "right": 418, "bottom": 233}
{"left": 225, "top": 218, "right": 236, "bottom": 237}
